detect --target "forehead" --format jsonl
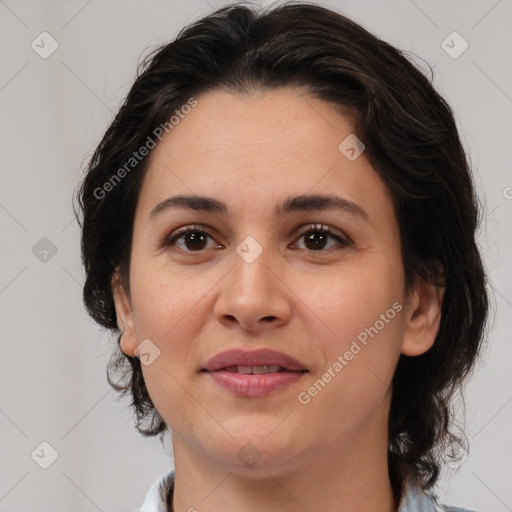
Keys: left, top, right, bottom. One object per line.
{"left": 150, "top": 87, "right": 356, "bottom": 170}
{"left": 137, "top": 87, "right": 395, "bottom": 225}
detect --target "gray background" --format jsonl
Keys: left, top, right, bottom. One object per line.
{"left": 0, "top": 0, "right": 511, "bottom": 510}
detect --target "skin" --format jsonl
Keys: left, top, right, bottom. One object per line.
{"left": 113, "top": 87, "right": 444, "bottom": 512}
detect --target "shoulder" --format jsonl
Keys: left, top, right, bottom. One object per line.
{"left": 136, "top": 469, "right": 175, "bottom": 512}
{"left": 435, "top": 493, "right": 484, "bottom": 512}
{"left": 443, "top": 507, "right": 482, "bottom": 512}
{"left": 138, "top": 469, "right": 484, "bottom": 512}
{"left": 398, "top": 475, "right": 483, "bottom": 512}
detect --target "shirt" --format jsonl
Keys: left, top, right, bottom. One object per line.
{"left": 137, "top": 469, "right": 480, "bottom": 512}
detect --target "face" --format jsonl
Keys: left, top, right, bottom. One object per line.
{"left": 114, "top": 87, "right": 441, "bottom": 476}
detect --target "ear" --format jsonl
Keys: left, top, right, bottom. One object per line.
{"left": 112, "top": 268, "right": 138, "bottom": 358}
{"left": 401, "top": 279, "right": 445, "bottom": 357}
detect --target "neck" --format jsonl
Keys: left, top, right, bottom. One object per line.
{"left": 170, "top": 399, "right": 399, "bottom": 512}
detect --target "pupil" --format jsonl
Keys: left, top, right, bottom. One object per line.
{"left": 185, "top": 232, "right": 207, "bottom": 250}
{"left": 305, "top": 231, "right": 326, "bottom": 250}
{"left": 183, "top": 231, "right": 327, "bottom": 251}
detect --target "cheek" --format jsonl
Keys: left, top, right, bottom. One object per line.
{"left": 128, "top": 261, "right": 226, "bottom": 392}
{"left": 129, "top": 260, "right": 212, "bottom": 341}
{"left": 293, "top": 259, "right": 404, "bottom": 423}
{"left": 130, "top": 268, "right": 211, "bottom": 424}
{"left": 297, "top": 256, "right": 404, "bottom": 350}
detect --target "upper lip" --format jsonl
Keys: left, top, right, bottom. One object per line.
{"left": 203, "top": 349, "right": 308, "bottom": 372}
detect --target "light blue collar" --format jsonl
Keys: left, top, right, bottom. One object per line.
{"left": 137, "top": 469, "right": 475, "bottom": 512}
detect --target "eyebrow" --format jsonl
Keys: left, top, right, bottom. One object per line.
{"left": 149, "top": 194, "right": 369, "bottom": 221}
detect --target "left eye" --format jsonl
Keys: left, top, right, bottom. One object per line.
{"left": 290, "top": 224, "right": 350, "bottom": 251}
{"left": 166, "top": 226, "right": 219, "bottom": 252}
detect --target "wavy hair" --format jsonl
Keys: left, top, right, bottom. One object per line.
{"left": 76, "top": 2, "right": 489, "bottom": 492}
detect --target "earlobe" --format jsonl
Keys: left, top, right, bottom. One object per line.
{"left": 119, "top": 331, "right": 138, "bottom": 358}
{"left": 401, "top": 281, "right": 445, "bottom": 357}
{"left": 111, "top": 269, "right": 138, "bottom": 358}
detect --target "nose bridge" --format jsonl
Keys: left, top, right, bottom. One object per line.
{"left": 214, "top": 233, "right": 290, "bottom": 329}
{"left": 231, "top": 235, "right": 277, "bottom": 301}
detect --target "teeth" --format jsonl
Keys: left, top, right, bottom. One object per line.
{"left": 237, "top": 365, "right": 281, "bottom": 375}
{"left": 253, "top": 365, "right": 281, "bottom": 374}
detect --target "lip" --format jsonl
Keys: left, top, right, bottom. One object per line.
{"left": 202, "top": 348, "right": 308, "bottom": 398}
{"left": 203, "top": 348, "right": 308, "bottom": 372}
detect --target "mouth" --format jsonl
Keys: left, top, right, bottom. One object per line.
{"left": 202, "top": 349, "right": 308, "bottom": 397}
{"left": 220, "top": 365, "right": 300, "bottom": 374}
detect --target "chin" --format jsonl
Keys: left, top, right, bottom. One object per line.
{"left": 204, "top": 420, "right": 303, "bottom": 475}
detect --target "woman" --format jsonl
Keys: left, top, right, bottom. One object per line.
{"left": 77, "top": 2, "right": 489, "bottom": 511}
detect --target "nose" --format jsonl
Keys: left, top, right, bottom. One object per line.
{"left": 213, "top": 242, "right": 292, "bottom": 332}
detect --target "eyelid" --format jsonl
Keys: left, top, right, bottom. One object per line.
{"left": 162, "top": 224, "right": 219, "bottom": 247}
{"left": 162, "top": 222, "right": 352, "bottom": 252}
{"left": 291, "top": 223, "right": 352, "bottom": 248}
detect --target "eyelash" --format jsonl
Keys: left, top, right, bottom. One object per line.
{"left": 163, "top": 223, "right": 351, "bottom": 254}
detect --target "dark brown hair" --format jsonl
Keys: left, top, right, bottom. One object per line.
{"left": 76, "top": 1, "right": 489, "bottom": 492}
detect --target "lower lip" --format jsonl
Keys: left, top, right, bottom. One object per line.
{"left": 206, "top": 370, "right": 306, "bottom": 397}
